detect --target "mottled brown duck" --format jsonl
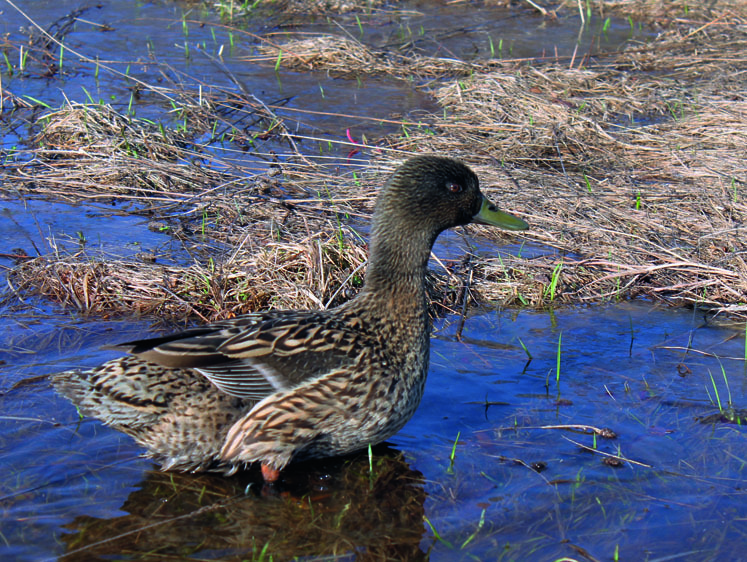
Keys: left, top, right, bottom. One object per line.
{"left": 54, "top": 155, "right": 529, "bottom": 482}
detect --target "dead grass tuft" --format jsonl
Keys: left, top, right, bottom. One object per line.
{"left": 6, "top": 232, "right": 369, "bottom": 321}
{"left": 11, "top": 103, "right": 227, "bottom": 203}
{"left": 260, "top": 0, "right": 386, "bottom": 15}
{"left": 253, "top": 35, "right": 474, "bottom": 79}
{"left": 560, "top": 0, "right": 746, "bottom": 23}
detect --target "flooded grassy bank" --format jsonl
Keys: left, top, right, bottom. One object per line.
{"left": 3, "top": 1, "right": 745, "bottom": 320}
{"left": 1, "top": 0, "right": 745, "bottom": 560}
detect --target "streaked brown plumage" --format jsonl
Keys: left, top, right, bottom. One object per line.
{"left": 53, "top": 155, "right": 528, "bottom": 481}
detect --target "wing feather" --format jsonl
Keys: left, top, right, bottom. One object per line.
{"left": 114, "top": 311, "right": 366, "bottom": 401}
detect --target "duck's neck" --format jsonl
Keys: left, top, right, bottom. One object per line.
{"left": 354, "top": 218, "right": 436, "bottom": 327}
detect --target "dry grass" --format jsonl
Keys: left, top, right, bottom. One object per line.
{"left": 559, "top": 0, "right": 746, "bottom": 22}
{"left": 6, "top": 234, "right": 368, "bottom": 321}
{"left": 384, "top": 22, "right": 747, "bottom": 314}
{"left": 252, "top": 35, "right": 475, "bottom": 79}
{"left": 2, "top": 0, "right": 746, "bottom": 320}
{"left": 257, "top": 0, "right": 386, "bottom": 15}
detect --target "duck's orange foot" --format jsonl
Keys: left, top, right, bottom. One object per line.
{"left": 261, "top": 463, "right": 281, "bottom": 482}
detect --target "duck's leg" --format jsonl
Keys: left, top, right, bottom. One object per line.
{"left": 261, "top": 463, "right": 281, "bottom": 482}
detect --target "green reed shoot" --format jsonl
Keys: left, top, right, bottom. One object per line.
{"left": 460, "top": 508, "right": 486, "bottom": 548}
{"left": 23, "top": 95, "right": 51, "bottom": 109}
{"left": 595, "top": 496, "right": 607, "bottom": 518}
{"left": 355, "top": 15, "right": 363, "bottom": 36}
{"left": 518, "top": 337, "right": 532, "bottom": 359}
{"left": 447, "top": 431, "right": 460, "bottom": 474}
{"left": 424, "top": 517, "right": 454, "bottom": 548}
{"left": 583, "top": 172, "right": 592, "bottom": 193}
{"left": 58, "top": 41, "right": 64, "bottom": 72}
{"left": 2, "top": 52, "right": 12, "bottom": 75}
{"left": 249, "top": 539, "right": 271, "bottom": 562}
{"left": 666, "top": 100, "right": 684, "bottom": 120}
{"left": 603, "top": 18, "right": 611, "bottom": 33}
{"left": 718, "top": 358, "right": 733, "bottom": 406}
{"left": 201, "top": 209, "right": 209, "bottom": 236}
{"left": 333, "top": 502, "right": 350, "bottom": 528}
{"left": 733, "top": 177, "right": 738, "bottom": 203}
{"left": 556, "top": 331, "right": 562, "bottom": 386}
{"left": 707, "top": 369, "right": 723, "bottom": 412}
{"left": 2, "top": 146, "right": 16, "bottom": 166}
{"left": 275, "top": 50, "right": 282, "bottom": 72}
{"left": 488, "top": 36, "right": 495, "bottom": 58}
{"left": 545, "top": 261, "right": 563, "bottom": 301}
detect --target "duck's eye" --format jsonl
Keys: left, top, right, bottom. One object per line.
{"left": 446, "top": 182, "right": 463, "bottom": 194}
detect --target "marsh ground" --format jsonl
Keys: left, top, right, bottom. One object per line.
{"left": 1, "top": 0, "right": 745, "bottom": 560}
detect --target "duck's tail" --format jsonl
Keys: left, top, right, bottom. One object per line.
{"left": 53, "top": 357, "right": 253, "bottom": 473}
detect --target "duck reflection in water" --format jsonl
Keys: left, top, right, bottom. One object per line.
{"left": 58, "top": 446, "right": 428, "bottom": 561}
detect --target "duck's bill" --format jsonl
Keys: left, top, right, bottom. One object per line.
{"left": 473, "top": 197, "right": 529, "bottom": 231}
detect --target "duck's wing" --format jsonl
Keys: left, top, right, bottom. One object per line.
{"left": 109, "top": 312, "right": 365, "bottom": 401}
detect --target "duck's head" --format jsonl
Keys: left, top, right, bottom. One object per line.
{"left": 371, "top": 155, "right": 528, "bottom": 246}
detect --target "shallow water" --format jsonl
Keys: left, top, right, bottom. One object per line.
{"left": 1, "top": 1, "right": 743, "bottom": 561}
{"left": 2, "top": 302, "right": 745, "bottom": 560}
{"left": 0, "top": 199, "right": 186, "bottom": 266}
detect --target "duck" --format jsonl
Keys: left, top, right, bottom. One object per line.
{"left": 53, "top": 155, "right": 529, "bottom": 482}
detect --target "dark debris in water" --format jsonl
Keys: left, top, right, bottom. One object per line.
{"left": 696, "top": 408, "right": 747, "bottom": 425}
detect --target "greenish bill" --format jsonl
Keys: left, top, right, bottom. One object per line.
{"left": 473, "top": 196, "right": 529, "bottom": 231}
